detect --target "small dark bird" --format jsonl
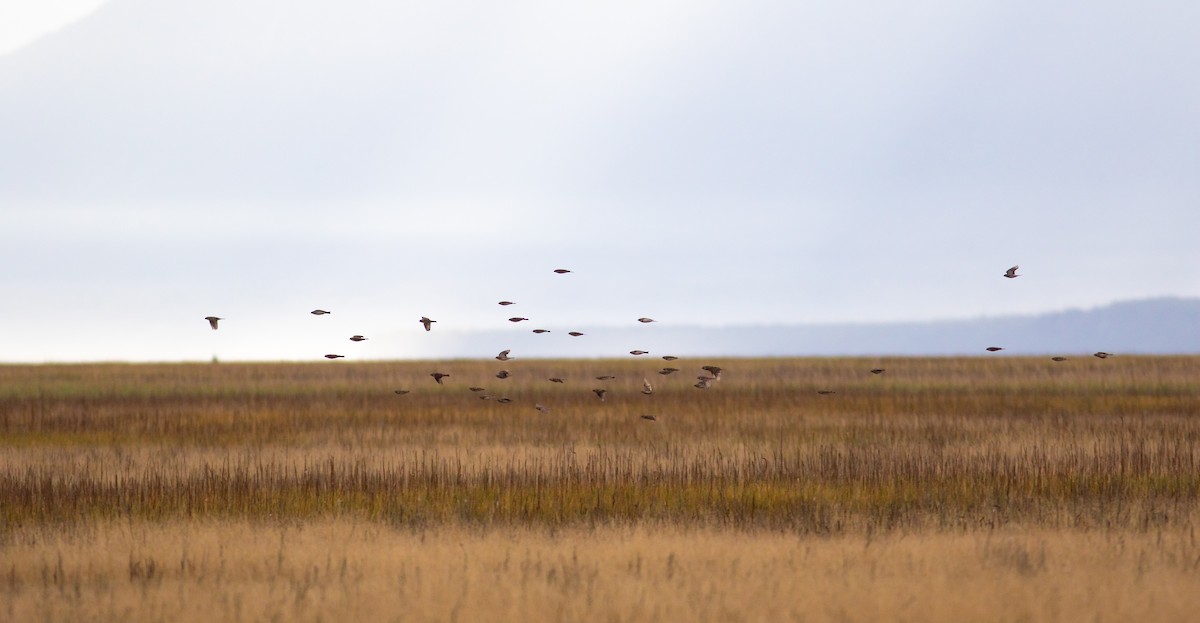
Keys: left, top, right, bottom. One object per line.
{"left": 430, "top": 372, "right": 450, "bottom": 384}
{"left": 637, "top": 318, "right": 656, "bottom": 323}
{"left": 554, "top": 268, "right": 571, "bottom": 274}
{"left": 205, "top": 316, "right": 222, "bottom": 330}
{"left": 468, "top": 387, "right": 486, "bottom": 392}
{"left": 1094, "top": 351, "right": 1112, "bottom": 359}
{"left": 496, "top": 398, "right": 513, "bottom": 404}
{"left": 640, "top": 415, "right": 657, "bottom": 422}
{"left": 568, "top": 331, "right": 585, "bottom": 337}
{"left": 393, "top": 390, "right": 410, "bottom": 395}
{"left": 641, "top": 378, "right": 653, "bottom": 395}
{"left": 694, "top": 377, "right": 712, "bottom": 389}
{"left": 659, "top": 367, "right": 680, "bottom": 375}
{"left": 630, "top": 350, "right": 649, "bottom": 356}
{"left": 496, "top": 349, "right": 512, "bottom": 361}
{"left": 662, "top": 355, "right": 679, "bottom": 361}
{"left": 324, "top": 354, "right": 344, "bottom": 359}
{"left": 548, "top": 377, "right": 565, "bottom": 383}
{"left": 419, "top": 316, "right": 436, "bottom": 331}
{"left": 596, "top": 375, "right": 616, "bottom": 381}
{"left": 350, "top": 335, "right": 367, "bottom": 342}
{"left": 593, "top": 388, "right": 607, "bottom": 401}
{"left": 1051, "top": 356, "right": 1067, "bottom": 362}
{"left": 701, "top": 365, "right": 722, "bottom": 379}
{"left": 508, "top": 317, "right": 529, "bottom": 323}
{"left": 535, "top": 404, "right": 550, "bottom": 414}
{"left": 478, "top": 394, "right": 493, "bottom": 400}
{"left": 986, "top": 347, "right": 1004, "bottom": 352}
{"left": 532, "top": 329, "right": 551, "bottom": 334}
{"left": 817, "top": 390, "right": 836, "bottom": 395}
{"left": 1003, "top": 265, "right": 1020, "bottom": 279}
{"left": 498, "top": 301, "right": 515, "bottom": 306}
{"left": 496, "top": 370, "right": 511, "bottom": 379}
{"left": 870, "top": 368, "right": 885, "bottom": 375}
{"left": 311, "top": 309, "right": 331, "bottom": 315}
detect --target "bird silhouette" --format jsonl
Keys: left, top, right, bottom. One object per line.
{"left": 986, "top": 347, "right": 1004, "bottom": 352}
{"left": 641, "top": 378, "right": 653, "bottom": 395}
{"left": 817, "top": 390, "right": 836, "bottom": 395}
{"left": 468, "top": 387, "right": 486, "bottom": 392}
{"left": 535, "top": 404, "right": 550, "bottom": 414}
{"left": 350, "top": 335, "right": 367, "bottom": 342}
{"left": 662, "top": 355, "right": 679, "bottom": 361}
{"left": 393, "top": 390, "right": 410, "bottom": 395}
{"left": 324, "top": 354, "right": 344, "bottom": 359}
{"left": 1051, "top": 356, "right": 1067, "bottom": 362}
{"left": 701, "top": 365, "right": 722, "bottom": 379}
{"left": 637, "top": 318, "right": 656, "bottom": 323}
{"left": 430, "top": 372, "right": 450, "bottom": 384}
{"left": 1003, "top": 266, "right": 1020, "bottom": 279}
{"left": 593, "top": 388, "right": 607, "bottom": 401}
{"left": 311, "top": 309, "right": 331, "bottom": 315}
{"left": 1094, "top": 352, "right": 1112, "bottom": 359}
{"left": 659, "top": 367, "right": 680, "bottom": 375}
{"left": 204, "top": 316, "right": 222, "bottom": 330}
{"left": 508, "top": 317, "right": 529, "bottom": 323}
{"left": 548, "top": 377, "right": 565, "bottom": 383}
{"left": 419, "top": 317, "right": 436, "bottom": 331}
{"left": 496, "top": 370, "right": 511, "bottom": 379}
{"left": 532, "top": 329, "right": 551, "bottom": 334}
{"left": 498, "top": 301, "right": 515, "bottom": 306}
{"left": 870, "top": 368, "right": 885, "bottom": 375}
{"left": 554, "top": 269, "right": 571, "bottom": 274}
{"left": 568, "top": 331, "right": 585, "bottom": 337}
{"left": 694, "top": 377, "right": 712, "bottom": 389}
{"left": 496, "top": 398, "right": 514, "bottom": 404}
{"left": 595, "top": 375, "right": 616, "bottom": 381}
{"left": 640, "top": 415, "right": 658, "bottom": 422}
{"left": 496, "top": 349, "right": 512, "bottom": 361}
{"left": 630, "top": 350, "right": 649, "bottom": 356}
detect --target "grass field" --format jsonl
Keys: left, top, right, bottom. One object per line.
{"left": 2, "top": 356, "right": 1199, "bottom": 621}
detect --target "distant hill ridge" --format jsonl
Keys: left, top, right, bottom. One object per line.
{"left": 437, "top": 298, "right": 1200, "bottom": 358}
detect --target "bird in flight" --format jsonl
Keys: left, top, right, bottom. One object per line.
{"left": 661, "top": 355, "right": 679, "bottom": 361}
{"left": 694, "top": 377, "right": 712, "bottom": 389}
{"left": 595, "top": 375, "right": 616, "bottom": 381}
{"left": 637, "top": 318, "right": 656, "bottom": 323}
{"left": 393, "top": 390, "right": 410, "bottom": 395}
{"left": 324, "top": 354, "right": 344, "bottom": 359}
{"left": 817, "top": 390, "right": 836, "bottom": 395}
{"left": 430, "top": 372, "right": 450, "bottom": 384}
{"left": 548, "top": 377, "right": 565, "bottom": 383}
{"left": 204, "top": 316, "right": 222, "bottom": 330}
{"left": 350, "top": 335, "right": 367, "bottom": 342}
{"left": 701, "top": 365, "right": 722, "bottom": 379}
{"left": 870, "top": 368, "right": 885, "bottom": 375}
{"left": 641, "top": 379, "right": 653, "bottom": 395}
{"left": 532, "top": 329, "right": 550, "bottom": 334}
{"left": 535, "top": 404, "right": 550, "bottom": 414}
{"left": 1094, "top": 352, "right": 1112, "bottom": 359}
{"left": 497, "top": 398, "right": 514, "bottom": 404}
{"left": 508, "top": 317, "right": 529, "bottom": 323}
{"left": 568, "top": 331, "right": 585, "bottom": 337}
{"left": 311, "top": 309, "right": 331, "bottom": 315}
{"left": 554, "top": 268, "right": 571, "bottom": 274}
{"left": 419, "top": 317, "right": 436, "bottom": 331}
{"left": 630, "top": 350, "right": 649, "bottom": 356}
{"left": 659, "top": 367, "right": 679, "bottom": 375}
{"left": 496, "top": 349, "right": 512, "bottom": 361}
{"left": 593, "top": 389, "right": 607, "bottom": 401}
{"left": 640, "top": 415, "right": 657, "bottom": 422}
{"left": 498, "top": 301, "right": 515, "bottom": 306}
{"left": 1051, "top": 356, "right": 1067, "bottom": 362}
{"left": 468, "top": 387, "right": 486, "bottom": 392}
{"left": 1003, "top": 266, "right": 1020, "bottom": 279}
{"left": 496, "top": 370, "right": 511, "bottom": 379}
{"left": 986, "top": 347, "right": 1004, "bottom": 352}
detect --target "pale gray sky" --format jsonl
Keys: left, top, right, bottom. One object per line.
{"left": 2, "top": 0, "right": 1197, "bottom": 362}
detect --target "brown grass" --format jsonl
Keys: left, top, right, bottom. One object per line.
{"left": 1, "top": 356, "right": 1199, "bottom": 620}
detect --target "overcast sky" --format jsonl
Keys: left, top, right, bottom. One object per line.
{"left": 2, "top": 0, "right": 1197, "bottom": 362}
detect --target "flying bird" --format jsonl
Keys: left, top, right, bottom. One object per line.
{"left": 532, "top": 329, "right": 551, "bottom": 334}
{"left": 568, "top": 331, "right": 585, "bottom": 337}
{"left": 468, "top": 387, "right": 486, "bottom": 392}
{"left": 694, "top": 377, "right": 712, "bottom": 389}
{"left": 311, "top": 309, "right": 331, "bottom": 315}
{"left": 661, "top": 355, "right": 679, "bottom": 361}
{"left": 393, "top": 390, "right": 410, "bottom": 395}
{"left": 548, "top": 377, "right": 565, "bottom": 383}
{"left": 496, "top": 370, "right": 511, "bottom": 379}
{"left": 419, "top": 317, "right": 436, "bottom": 331}
{"left": 496, "top": 398, "right": 514, "bottom": 404}
{"left": 659, "top": 367, "right": 680, "bottom": 375}
{"left": 986, "top": 347, "right": 1005, "bottom": 352}
{"left": 553, "top": 268, "right": 571, "bottom": 274}
{"left": 630, "top": 350, "right": 649, "bottom": 356}
{"left": 817, "top": 390, "right": 836, "bottom": 395}
{"left": 324, "top": 354, "right": 344, "bottom": 359}
{"left": 498, "top": 301, "right": 515, "bottom": 306}
{"left": 350, "top": 335, "right": 367, "bottom": 342}
{"left": 496, "top": 349, "right": 512, "bottom": 361}
{"left": 595, "top": 375, "right": 616, "bottom": 381}
{"left": 430, "top": 372, "right": 450, "bottom": 384}
{"left": 1094, "top": 351, "right": 1112, "bottom": 359}
{"left": 1003, "top": 266, "right": 1020, "bottom": 279}
{"left": 640, "top": 415, "right": 658, "bottom": 422}
{"left": 508, "top": 317, "right": 529, "bottom": 323}
{"left": 535, "top": 404, "right": 550, "bottom": 414}
{"left": 1051, "top": 356, "right": 1067, "bottom": 362}
{"left": 593, "top": 388, "right": 607, "bottom": 401}
{"left": 701, "top": 365, "right": 722, "bottom": 379}
{"left": 641, "top": 379, "right": 653, "bottom": 395}
{"left": 637, "top": 318, "right": 656, "bottom": 323}
{"left": 204, "top": 316, "right": 222, "bottom": 330}
{"left": 869, "top": 368, "right": 885, "bottom": 375}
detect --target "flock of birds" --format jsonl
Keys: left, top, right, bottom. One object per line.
{"left": 202, "top": 265, "right": 1113, "bottom": 418}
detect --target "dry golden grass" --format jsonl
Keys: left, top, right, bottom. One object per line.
{"left": 1, "top": 356, "right": 1199, "bottom": 621}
